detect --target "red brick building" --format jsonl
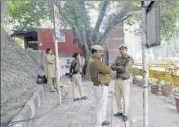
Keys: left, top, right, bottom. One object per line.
{"left": 37, "top": 28, "right": 81, "bottom": 54}
{"left": 11, "top": 27, "right": 81, "bottom": 54}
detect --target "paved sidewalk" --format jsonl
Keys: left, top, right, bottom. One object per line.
{"left": 130, "top": 84, "right": 179, "bottom": 127}
{"left": 31, "top": 78, "right": 125, "bottom": 127}
{"left": 31, "top": 77, "right": 179, "bottom": 127}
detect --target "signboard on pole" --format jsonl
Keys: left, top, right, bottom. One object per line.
{"left": 146, "top": 1, "right": 161, "bottom": 48}
{"left": 53, "top": 4, "right": 62, "bottom": 42}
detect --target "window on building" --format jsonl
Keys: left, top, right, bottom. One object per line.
{"left": 58, "top": 32, "right": 65, "bottom": 43}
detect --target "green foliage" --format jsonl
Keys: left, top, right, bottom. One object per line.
{"left": 7, "top": 0, "right": 51, "bottom": 30}
{"left": 160, "top": 0, "right": 179, "bottom": 41}
{"left": 125, "top": 0, "right": 179, "bottom": 41}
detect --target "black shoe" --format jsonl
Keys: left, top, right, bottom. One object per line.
{"left": 81, "top": 96, "right": 87, "bottom": 100}
{"left": 122, "top": 115, "right": 128, "bottom": 122}
{"left": 114, "top": 112, "right": 123, "bottom": 116}
{"left": 74, "top": 98, "right": 81, "bottom": 101}
{"left": 101, "top": 121, "right": 110, "bottom": 125}
{"left": 49, "top": 89, "right": 55, "bottom": 92}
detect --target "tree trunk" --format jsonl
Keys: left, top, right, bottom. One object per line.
{"left": 80, "top": 39, "right": 91, "bottom": 77}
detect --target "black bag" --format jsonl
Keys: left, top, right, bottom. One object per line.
{"left": 43, "top": 77, "right": 47, "bottom": 83}
{"left": 37, "top": 75, "right": 47, "bottom": 84}
{"left": 38, "top": 75, "right": 45, "bottom": 79}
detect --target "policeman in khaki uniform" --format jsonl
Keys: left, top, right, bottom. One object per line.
{"left": 45, "top": 48, "right": 57, "bottom": 92}
{"left": 70, "top": 53, "right": 87, "bottom": 101}
{"left": 111, "top": 44, "right": 134, "bottom": 122}
{"left": 88, "top": 45, "right": 112, "bottom": 127}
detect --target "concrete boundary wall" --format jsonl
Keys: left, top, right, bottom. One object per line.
{"left": 8, "top": 84, "right": 45, "bottom": 127}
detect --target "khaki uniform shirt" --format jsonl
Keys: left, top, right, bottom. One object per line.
{"left": 111, "top": 55, "right": 134, "bottom": 79}
{"left": 88, "top": 56, "right": 112, "bottom": 85}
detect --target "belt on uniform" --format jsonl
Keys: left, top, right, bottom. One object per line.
{"left": 94, "top": 84, "right": 109, "bottom": 86}
{"left": 72, "top": 72, "right": 80, "bottom": 75}
{"left": 117, "top": 77, "right": 129, "bottom": 80}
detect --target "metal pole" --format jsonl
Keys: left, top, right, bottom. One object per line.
{"left": 54, "top": 38, "right": 62, "bottom": 104}
{"left": 141, "top": 1, "right": 149, "bottom": 127}
{"left": 52, "top": 3, "right": 62, "bottom": 104}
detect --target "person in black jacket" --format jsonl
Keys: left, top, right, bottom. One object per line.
{"left": 70, "top": 53, "right": 87, "bottom": 101}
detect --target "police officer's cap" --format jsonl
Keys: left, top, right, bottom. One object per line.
{"left": 91, "top": 45, "right": 104, "bottom": 51}
{"left": 119, "top": 44, "right": 128, "bottom": 50}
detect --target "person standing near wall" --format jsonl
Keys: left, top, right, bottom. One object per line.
{"left": 70, "top": 52, "right": 87, "bottom": 101}
{"left": 111, "top": 44, "right": 134, "bottom": 122}
{"left": 45, "top": 48, "right": 57, "bottom": 92}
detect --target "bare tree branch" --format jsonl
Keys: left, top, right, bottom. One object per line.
{"left": 80, "top": 0, "right": 91, "bottom": 31}
{"left": 95, "top": 0, "right": 109, "bottom": 32}
{"left": 98, "top": 14, "right": 132, "bottom": 45}
{"left": 96, "top": 2, "right": 140, "bottom": 45}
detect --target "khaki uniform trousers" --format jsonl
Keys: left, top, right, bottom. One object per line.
{"left": 72, "top": 73, "right": 84, "bottom": 98}
{"left": 115, "top": 79, "right": 130, "bottom": 115}
{"left": 93, "top": 85, "right": 108, "bottom": 127}
{"left": 47, "top": 77, "right": 57, "bottom": 90}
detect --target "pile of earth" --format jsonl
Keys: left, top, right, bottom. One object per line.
{"left": 1, "top": 27, "right": 44, "bottom": 126}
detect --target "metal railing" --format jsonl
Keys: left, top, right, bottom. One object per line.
{"left": 131, "top": 63, "right": 179, "bottom": 87}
